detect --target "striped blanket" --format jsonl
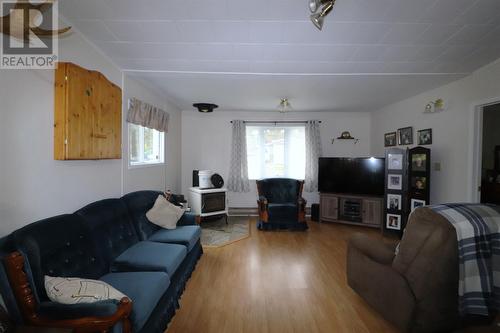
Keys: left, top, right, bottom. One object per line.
{"left": 430, "top": 203, "right": 500, "bottom": 316}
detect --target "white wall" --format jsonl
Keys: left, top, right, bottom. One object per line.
{"left": 0, "top": 33, "right": 122, "bottom": 236}
{"left": 371, "top": 58, "right": 500, "bottom": 204}
{"left": 122, "top": 76, "right": 182, "bottom": 194}
{"left": 181, "top": 110, "right": 372, "bottom": 207}
{"left": 0, "top": 33, "right": 183, "bottom": 236}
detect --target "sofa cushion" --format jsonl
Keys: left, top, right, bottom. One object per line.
{"left": 75, "top": 199, "right": 140, "bottom": 264}
{"left": 268, "top": 203, "right": 298, "bottom": 222}
{"left": 44, "top": 276, "right": 126, "bottom": 304}
{"left": 122, "top": 191, "right": 162, "bottom": 240}
{"left": 111, "top": 241, "right": 187, "bottom": 276}
{"left": 100, "top": 271, "right": 169, "bottom": 332}
{"left": 12, "top": 214, "right": 106, "bottom": 301}
{"left": 146, "top": 195, "right": 185, "bottom": 230}
{"left": 148, "top": 226, "right": 201, "bottom": 252}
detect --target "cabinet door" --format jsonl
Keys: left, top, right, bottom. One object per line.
{"left": 66, "top": 64, "right": 94, "bottom": 159}
{"left": 320, "top": 195, "right": 339, "bottom": 220}
{"left": 362, "top": 199, "right": 383, "bottom": 226}
{"left": 92, "top": 72, "right": 122, "bottom": 159}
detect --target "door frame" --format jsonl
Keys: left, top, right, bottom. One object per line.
{"left": 469, "top": 97, "right": 500, "bottom": 202}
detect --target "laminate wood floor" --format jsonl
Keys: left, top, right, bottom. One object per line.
{"left": 166, "top": 219, "right": 496, "bottom": 333}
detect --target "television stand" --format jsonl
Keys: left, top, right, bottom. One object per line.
{"left": 320, "top": 193, "right": 383, "bottom": 229}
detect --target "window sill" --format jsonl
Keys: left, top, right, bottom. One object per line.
{"left": 128, "top": 162, "right": 165, "bottom": 170}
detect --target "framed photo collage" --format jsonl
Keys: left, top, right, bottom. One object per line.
{"left": 384, "top": 147, "right": 431, "bottom": 236}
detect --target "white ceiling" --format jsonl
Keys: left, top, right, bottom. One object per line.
{"left": 59, "top": 0, "right": 500, "bottom": 111}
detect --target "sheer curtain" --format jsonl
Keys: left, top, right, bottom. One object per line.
{"left": 304, "top": 120, "right": 323, "bottom": 192}
{"left": 227, "top": 120, "right": 250, "bottom": 192}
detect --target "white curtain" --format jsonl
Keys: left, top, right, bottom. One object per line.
{"left": 227, "top": 120, "right": 250, "bottom": 192}
{"left": 127, "top": 98, "right": 169, "bottom": 132}
{"left": 304, "top": 120, "right": 323, "bottom": 192}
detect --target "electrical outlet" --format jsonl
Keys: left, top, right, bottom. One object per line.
{"left": 434, "top": 162, "right": 441, "bottom": 171}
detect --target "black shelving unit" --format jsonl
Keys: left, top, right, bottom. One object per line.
{"left": 383, "top": 147, "right": 431, "bottom": 237}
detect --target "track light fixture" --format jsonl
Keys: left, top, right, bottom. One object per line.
{"left": 309, "top": 0, "right": 336, "bottom": 31}
{"left": 308, "top": 0, "right": 330, "bottom": 13}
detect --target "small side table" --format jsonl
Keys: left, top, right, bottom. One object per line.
{"left": 188, "top": 187, "right": 228, "bottom": 224}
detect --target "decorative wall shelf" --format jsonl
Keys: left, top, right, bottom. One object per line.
{"left": 331, "top": 131, "right": 359, "bottom": 144}
{"left": 332, "top": 137, "right": 359, "bottom": 144}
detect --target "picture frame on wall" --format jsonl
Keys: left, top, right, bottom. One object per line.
{"left": 398, "top": 127, "right": 413, "bottom": 145}
{"left": 411, "top": 154, "right": 427, "bottom": 172}
{"left": 388, "top": 174, "right": 403, "bottom": 190}
{"left": 412, "top": 176, "right": 427, "bottom": 191}
{"left": 418, "top": 129, "right": 432, "bottom": 145}
{"left": 384, "top": 132, "right": 397, "bottom": 147}
{"left": 386, "top": 214, "right": 401, "bottom": 230}
{"left": 411, "top": 199, "right": 426, "bottom": 212}
{"left": 388, "top": 153, "right": 403, "bottom": 170}
{"left": 387, "top": 194, "right": 402, "bottom": 210}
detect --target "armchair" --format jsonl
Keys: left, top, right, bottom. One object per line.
{"left": 347, "top": 207, "right": 459, "bottom": 333}
{"left": 256, "top": 178, "right": 307, "bottom": 230}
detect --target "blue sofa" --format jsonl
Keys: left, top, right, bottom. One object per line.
{"left": 0, "top": 190, "right": 203, "bottom": 333}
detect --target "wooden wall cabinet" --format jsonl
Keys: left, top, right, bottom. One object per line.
{"left": 54, "top": 62, "right": 122, "bottom": 160}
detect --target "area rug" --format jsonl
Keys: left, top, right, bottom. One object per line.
{"left": 200, "top": 216, "right": 250, "bottom": 247}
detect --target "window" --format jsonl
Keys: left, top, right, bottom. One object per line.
{"left": 246, "top": 125, "right": 306, "bottom": 180}
{"left": 128, "top": 123, "right": 164, "bottom": 166}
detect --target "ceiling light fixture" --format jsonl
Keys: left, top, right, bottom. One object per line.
{"left": 309, "top": 0, "right": 336, "bottom": 31}
{"left": 193, "top": 103, "right": 218, "bottom": 113}
{"left": 277, "top": 98, "right": 292, "bottom": 113}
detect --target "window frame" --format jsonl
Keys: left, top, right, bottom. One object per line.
{"left": 128, "top": 123, "right": 165, "bottom": 169}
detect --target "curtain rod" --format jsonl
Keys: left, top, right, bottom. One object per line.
{"left": 230, "top": 120, "right": 322, "bottom": 124}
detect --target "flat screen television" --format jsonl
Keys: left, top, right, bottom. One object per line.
{"left": 318, "top": 157, "right": 385, "bottom": 196}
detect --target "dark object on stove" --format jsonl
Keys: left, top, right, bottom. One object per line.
{"left": 192, "top": 170, "right": 199, "bottom": 187}
{"left": 211, "top": 174, "right": 224, "bottom": 188}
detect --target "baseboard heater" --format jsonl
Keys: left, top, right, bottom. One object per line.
{"left": 228, "top": 207, "right": 312, "bottom": 217}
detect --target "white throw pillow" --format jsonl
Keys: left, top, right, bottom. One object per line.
{"left": 44, "top": 276, "right": 126, "bottom": 304}
{"left": 146, "top": 195, "right": 185, "bottom": 230}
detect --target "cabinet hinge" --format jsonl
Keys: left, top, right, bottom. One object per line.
{"left": 65, "top": 76, "right": 68, "bottom": 81}
{"left": 64, "top": 139, "right": 68, "bottom": 145}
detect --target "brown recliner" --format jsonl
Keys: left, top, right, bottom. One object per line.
{"left": 347, "top": 207, "right": 459, "bottom": 333}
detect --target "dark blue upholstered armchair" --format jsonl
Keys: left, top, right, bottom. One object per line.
{"left": 256, "top": 178, "right": 307, "bottom": 230}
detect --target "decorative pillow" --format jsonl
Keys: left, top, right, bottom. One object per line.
{"left": 44, "top": 276, "right": 126, "bottom": 304}
{"left": 146, "top": 195, "right": 185, "bottom": 230}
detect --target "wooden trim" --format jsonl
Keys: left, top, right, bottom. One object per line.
{"left": 256, "top": 199, "right": 269, "bottom": 223}
{"left": 3, "top": 252, "right": 132, "bottom": 333}
{"left": 298, "top": 181, "right": 306, "bottom": 223}
{"left": 256, "top": 181, "right": 269, "bottom": 223}
{"left": 298, "top": 198, "right": 307, "bottom": 224}
{"left": 54, "top": 62, "right": 68, "bottom": 160}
